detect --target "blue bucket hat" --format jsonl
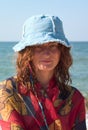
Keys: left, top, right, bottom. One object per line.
{"left": 13, "top": 14, "right": 71, "bottom": 52}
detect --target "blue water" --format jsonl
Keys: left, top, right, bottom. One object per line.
{"left": 0, "top": 41, "right": 88, "bottom": 97}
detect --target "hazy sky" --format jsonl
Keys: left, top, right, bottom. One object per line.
{"left": 0, "top": 0, "right": 88, "bottom": 41}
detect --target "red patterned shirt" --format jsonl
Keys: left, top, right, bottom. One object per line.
{"left": 0, "top": 77, "right": 86, "bottom": 130}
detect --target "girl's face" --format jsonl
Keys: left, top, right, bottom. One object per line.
{"left": 32, "top": 43, "right": 61, "bottom": 72}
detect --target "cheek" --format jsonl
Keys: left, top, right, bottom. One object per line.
{"left": 58, "top": 53, "right": 61, "bottom": 61}
{"left": 55, "top": 51, "right": 61, "bottom": 63}
{"left": 55, "top": 56, "right": 60, "bottom": 66}
{"left": 32, "top": 55, "right": 40, "bottom": 67}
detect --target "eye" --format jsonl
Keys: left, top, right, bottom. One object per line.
{"left": 34, "top": 46, "right": 43, "bottom": 52}
{"left": 49, "top": 45, "right": 58, "bottom": 50}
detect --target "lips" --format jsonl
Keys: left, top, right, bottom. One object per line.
{"left": 40, "top": 60, "right": 52, "bottom": 64}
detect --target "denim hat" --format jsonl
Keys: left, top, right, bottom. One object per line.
{"left": 13, "top": 14, "right": 71, "bottom": 52}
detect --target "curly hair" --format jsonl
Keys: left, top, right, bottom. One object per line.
{"left": 16, "top": 43, "right": 73, "bottom": 95}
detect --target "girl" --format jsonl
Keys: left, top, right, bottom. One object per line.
{"left": 0, "top": 15, "right": 86, "bottom": 130}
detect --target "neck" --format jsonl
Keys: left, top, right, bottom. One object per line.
{"left": 35, "top": 70, "right": 54, "bottom": 88}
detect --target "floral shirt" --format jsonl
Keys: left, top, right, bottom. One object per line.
{"left": 0, "top": 77, "right": 86, "bottom": 130}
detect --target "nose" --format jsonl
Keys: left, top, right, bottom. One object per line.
{"left": 42, "top": 48, "right": 51, "bottom": 56}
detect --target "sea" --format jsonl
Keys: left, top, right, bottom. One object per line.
{"left": 0, "top": 41, "right": 88, "bottom": 96}
{"left": 0, "top": 41, "right": 88, "bottom": 127}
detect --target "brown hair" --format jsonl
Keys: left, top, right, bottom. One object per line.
{"left": 16, "top": 44, "right": 73, "bottom": 95}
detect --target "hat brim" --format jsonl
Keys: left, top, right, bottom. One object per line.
{"left": 13, "top": 36, "right": 71, "bottom": 52}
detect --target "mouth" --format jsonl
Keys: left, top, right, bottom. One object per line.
{"left": 40, "top": 60, "right": 52, "bottom": 64}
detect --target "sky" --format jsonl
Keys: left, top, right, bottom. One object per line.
{"left": 0, "top": 0, "right": 88, "bottom": 41}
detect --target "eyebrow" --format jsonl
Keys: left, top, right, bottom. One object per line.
{"left": 37, "top": 43, "right": 58, "bottom": 47}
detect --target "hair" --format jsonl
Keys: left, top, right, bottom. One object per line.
{"left": 16, "top": 43, "right": 73, "bottom": 96}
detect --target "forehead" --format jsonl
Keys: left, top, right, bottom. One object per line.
{"left": 33, "top": 42, "right": 58, "bottom": 47}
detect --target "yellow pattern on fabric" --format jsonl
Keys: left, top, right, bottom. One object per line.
{"left": 0, "top": 100, "right": 13, "bottom": 121}
{"left": 11, "top": 123, "right": 24, "bottom": 130}
{"left": 53, "top": 99, "right": 62, "bottom": 107}
{"left": 8, "top": 93, "right": 27, "bottom": 115}
{"left": 59, "top": 100, "right": 72, "bottom": 115}
{"left": 0, "top": 79, "right": 28, "bottom": 122}
{"left": 53, "top": 88, "right": 75, "bottom": 116}
{"left": 49, "top": 119, "right": 62, "bottom": 130}
{"left": 59, "top": 89, "right": 75, "bottom": 116}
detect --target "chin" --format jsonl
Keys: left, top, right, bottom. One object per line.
{"left": 37, "top": 63, "right": 56, "bottom": 71}
{"left": 39, "top": 66, "right": 55, "bottom": 71}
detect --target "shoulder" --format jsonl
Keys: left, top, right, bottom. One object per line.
{"left": 0, "top": 79, "right": 7, "bottom": 87}
{"left": 71, "top": 87, "right": 85, "bottom": 104}
{"left": 72, "top": 87, "right": 84, "bottom": 98}
{"left": 0, "top": 76, "right": 17, "bottom": 97}
{"left": 64, "top": 86, "right": 85, "bottom": 106}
